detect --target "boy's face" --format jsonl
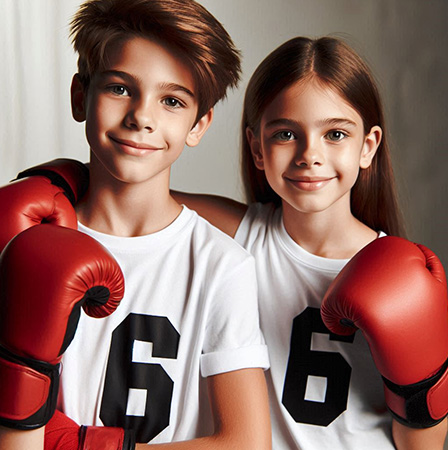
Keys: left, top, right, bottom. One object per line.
{"left": 71, "top": 36, "right": 212, "bottom": 185}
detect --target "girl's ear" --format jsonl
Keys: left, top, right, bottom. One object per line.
{"left": 186, "top": 109, "right": 214, "bottom": 147}
{"left": 246, "top": 127, "right": 264, "bottom": 170}
{"left": 71, "top": 74, "right": 87, "bottom": 123}
{"left": 360, "top": 125, "right": 382, "bottom": 169}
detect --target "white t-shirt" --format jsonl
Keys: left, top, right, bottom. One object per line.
{"left": 59, "top": 206, "right": 269, "bottom": 444}
{"left": 235, "top": 203, "right": 393, "bottom": 450}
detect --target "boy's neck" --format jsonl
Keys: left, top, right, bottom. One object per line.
{"left": 76, "top": 165, "right": 182, "bottom": 237}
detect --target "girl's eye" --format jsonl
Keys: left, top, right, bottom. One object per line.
{"left": 163, "top": 97, "right": 184, "bottom": 108}
{"left": 108, "top": 85, "right": 129, "bottom": 96}
{"left": 273, "top": 130, "right": 296, "bottom": 141}
{"left": 326, "top": 130, "right": 347, "bottom": 142}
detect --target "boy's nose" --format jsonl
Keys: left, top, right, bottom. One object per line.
{"left": 125, "top": 100, "right": 156, "bottom": 132}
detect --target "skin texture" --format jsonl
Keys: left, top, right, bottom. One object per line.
{"left": 0, "top": 428, "right": 44, "bottom": 450}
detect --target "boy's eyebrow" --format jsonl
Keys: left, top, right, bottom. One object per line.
{"left": 99, "top": 69, "right": 142, "bottom": 84}
{"left": 99, "top": 70, "right": 195, "bottom": 99}
{"left": 159, "top": 82, "right": 195, "bottom": 99}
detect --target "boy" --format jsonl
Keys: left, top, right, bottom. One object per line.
{"left": 0, "top": 0, "right": 271, "bottom": 448}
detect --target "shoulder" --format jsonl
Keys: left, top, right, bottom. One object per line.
{"left": 190, "top": 210, "right": 253, "bottom": 259}
{"left": 234, "top": 202, "right": 278, "bottom": 246}
{"left": 187, "top": 210, "right": 259, "bottom": 289}
{"left": 171, "top": 190, "right": 247, "bottom": 237}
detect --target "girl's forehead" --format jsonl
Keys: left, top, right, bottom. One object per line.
{"left": 262, "top": 78, "right": 362, "bottom": 126}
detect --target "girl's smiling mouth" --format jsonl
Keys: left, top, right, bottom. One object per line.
{"left": 284, "top": 175, "right": 335, "bottom": 191}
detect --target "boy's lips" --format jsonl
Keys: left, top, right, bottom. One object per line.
{"left": 285, "top": 175, "right": 335, "bottom": 191}
{"left": 109, "top": 135, "right": 162, "bottom": 154}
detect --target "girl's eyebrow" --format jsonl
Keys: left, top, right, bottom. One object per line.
{"left": 264, "top": 118, "right": 299, "bottom": 129}
{"left": 98, "top": 70, "right": 195, "bottom": 99}
{"left": 265, "top": 117, "right": 358, "bottom": 129}
{"left": 317, "top": 118, "right": 358, "bottom": 128}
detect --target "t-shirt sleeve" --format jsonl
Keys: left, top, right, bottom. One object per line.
{"left": 234, "top": 203, "right": 259, "bottom": 248}
{"left": 234, "top": 202, "right": 274, "bottom": 252}
{"left": 200, "top": 254, "right": 269, "bottom": 377}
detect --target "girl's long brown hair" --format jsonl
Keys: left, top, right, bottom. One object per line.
{"left": 241, "top": 36, "right": 405, "bottom": 237}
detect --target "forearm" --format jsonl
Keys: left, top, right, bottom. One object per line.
{"left": 392, "top": 418, "right": 447, "bottom": 450}
{"left": 136, "top": 436, "right": 227, "bottom": 449}
{"left": 136, "top": 433, "right": 268, "bottom": 450}
{"left": 0, "top": 426, "right": 44, "bottom": 450}
{"left": 137, "top": 369, "right": 271, "bottom": 450}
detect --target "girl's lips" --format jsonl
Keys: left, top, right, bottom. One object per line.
{"left": 286, "top": 176, "right": 335, "bottom": 191}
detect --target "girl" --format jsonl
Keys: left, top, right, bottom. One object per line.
{"left": 173, "top": 36, "right": 447, "bottom": 449}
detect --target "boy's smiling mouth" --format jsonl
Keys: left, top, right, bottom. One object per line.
{"left": 109, "top": 135, "right": 163, "bottom": 155}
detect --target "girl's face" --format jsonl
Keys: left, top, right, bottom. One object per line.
{"left": 248, "top": 78, "right": 381, "bottom": 218}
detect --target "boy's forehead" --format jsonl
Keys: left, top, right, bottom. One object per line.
{"left": 97, "top": 36, "right": 197, "bottom": 93}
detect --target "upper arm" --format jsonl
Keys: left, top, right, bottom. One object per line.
{"left": 207, "top": 368, "right": 271, "bottom": 450}
{"left": 392, "top": 418, "right": 448, "bottom": 450}
{"left": 171, "top": 191, "right": 247, "bottom": 238}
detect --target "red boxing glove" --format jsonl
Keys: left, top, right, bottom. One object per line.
{"left": 0, "top": 158, "right": 88, "bottom": 251}
{"left": 16, "top": 158, "right": 89, "bottom": 206}
{"left": 78, "top": 424, "right": 135, "bottom": 450}
{"left": 0, "top": 177, "right": 77, "bottom": 252}
{"left": 321, "top": 236, "right": 448, "bottom": 428}
{"left": 44, "top": 410, "right": 135, "bottom": 450}
{"left": 0, "top": 224, "right": 125, "bottom": 429}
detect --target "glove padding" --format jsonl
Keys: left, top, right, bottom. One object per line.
{"left": 0, "top": 176, "right": 77, "bottom": 252}
{"left": 16, "top": 158, "right": 89, "bottom": 206}
{"left": 0, "top": 224, "right": 125, "bottom": 429}
{"left": 321, "top": 236, "right": 448, "bottom": 428}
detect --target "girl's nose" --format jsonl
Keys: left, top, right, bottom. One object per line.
{"left": 294, "top": 136, "right": 323, "bottom": 167}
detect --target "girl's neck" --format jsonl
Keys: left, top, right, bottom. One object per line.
{"left": 281, "top": 200, "right": 378, "bottom": 259}
{"left": 76, "top": 168, "right": 182, "bottom": 238}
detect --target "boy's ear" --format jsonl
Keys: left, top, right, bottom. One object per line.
{"left": 246, "top": 127, "right": 264, "bottom": 170}
{"left": 186, "top": 109, "right": 214, "bottom": 147}
{"left": 71, "top": 74, "right": 87, "bottom": 122}
{"left": 360, "top": 125, "right": 382, "bottom": 169}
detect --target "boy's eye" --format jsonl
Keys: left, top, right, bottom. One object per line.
{"left": 326, "top": 130, "right": 347, "bottom": 142}
{"left": 273, "top": 130, "right": 296, "bottom": 141}
{"left": 163, "top": 97, "right": 184, "bottom": 108}
{"left": 108, "top": 85, "right": 129, "bottom": 96}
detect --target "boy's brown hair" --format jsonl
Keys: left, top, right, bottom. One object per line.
{"left": 241, "top": 36, "right": 406, "bottom": 238}
{"left": 70, "top": 0, "right": 241, "bottom": 121}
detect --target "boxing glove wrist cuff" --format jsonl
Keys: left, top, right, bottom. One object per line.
{"left": 16, "top": 158, "right": 89, "bottom": 206}
{"left": 383, "top": 358, "right": 448, "bottom": 428}
{"left": 0, "top": 345, "right": 60, "bottom": 429}
{"left": 79, "top": 425, "right": 136, "bottom": 450}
